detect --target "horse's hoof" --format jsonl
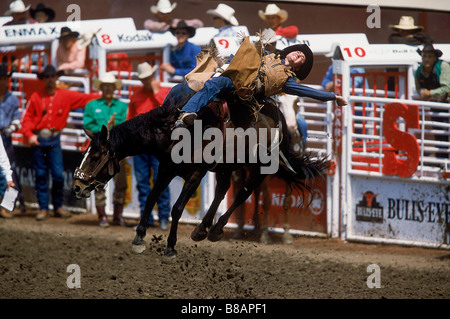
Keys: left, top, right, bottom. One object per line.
{"left": 162, "top": 254, "right": 177, "bottom": 264}
{"left": 260, "top": 231, "right": 272, "bottom": 245}
{"left": 191, "top": 224, "right": 207, "bottom": 241}
{"left": 283, "top": 233, "right": 294, "bottom": 245}
{"left": 162, "top": 248, "right": 177, "bottom": 264}
{"left": 131, "top": 243, "right": 146, "bottom": 254}
{"left": 207, "top": 228, "right": 223, "bottom": 242}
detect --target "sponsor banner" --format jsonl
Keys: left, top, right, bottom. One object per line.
{"left": 0, "top": 18, "right": 136, "bottom": 45}
{"left": 350, "top": 176, "right": 450, "bottom": 245}
{"left": 227, "top": 175, "right": 327, "bottom": 234}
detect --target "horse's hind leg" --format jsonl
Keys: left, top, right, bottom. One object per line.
{"left": 282, "top": 183, "right": 294, "bottom": 245}
{"left": 208, "top": 169, "right": 267, "bottom": 242}
{"left": 258, "top": 176, "right": 272, "bottom": 244}
{"left": 132, "top": 169, "right": 174, "bottom": 254}
{"left": 191, "top": 170, "right": 232, "bottom": 241}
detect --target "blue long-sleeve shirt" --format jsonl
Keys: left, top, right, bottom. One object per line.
{"left": 0, "top": 90, "right": 21, "bottom": 130}
{"left": 170, "top": 41, "right": 202, "bottom": 77}
{"left": 181, "top": 71, "right": 336, "bottom": 113}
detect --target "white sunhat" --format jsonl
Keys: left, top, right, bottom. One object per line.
{"left": 93, "top": 72, "right": 122, "bottom": 90}
{"left": 137, "top": 62, "right": 159, "bottom": 79}
{"left": 150, "top": 0, "right": 177, "bottom": 14}
{"left": 5, "top": 0, "right": 31, "bottom": 15}
{"left": 258, "top": 4, "right": 288, "bottom": 23}
{"left": 389, "top": 16, "right": 424, "bottom": 31}
{"left": 207, "top": 3, "right": 239, "bottom": 26}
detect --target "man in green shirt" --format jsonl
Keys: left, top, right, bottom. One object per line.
{"left": 83, "top": 72, "right": 129, "bottom": 227}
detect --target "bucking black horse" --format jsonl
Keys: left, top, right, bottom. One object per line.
{"left": 72, "top": 88, "right": 329, "bottom": 261}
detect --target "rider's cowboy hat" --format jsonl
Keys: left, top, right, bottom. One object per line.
{"left": 30, "top": 3, "right": 55, "bottom": 22}
{"left": 150, "top": 0, "right": 177, "bottom": 14}
{"left": 170, "top": 20, "right": 196, "bottom": 38}
{"left": 93, "top": 72, "right": 122, "bottom": 90}
{"left": 280, "top": 44, "right": 314, "bottom": 81}
{"left": 59, "top": 27, "right": 80, "bottom": 40}
{"left": 37, "top": 64, "right": 64, "bottom": 80}
{"left": 417, "top": 43, "right": 443, "bottom": 58}
{"left": 207, "top": 3, "right": 239, "bottom": 26}
{"left": 5, "top": 0, "right": 31, "bottom": 15}
{"left": 137, "top": 62, "right": 159, "bottom": 79}
{"left": 389, "top": 16, "right": 423, "bottom": 31}
{"left": 258, "top": 4, "right": 288, "bottom": 23}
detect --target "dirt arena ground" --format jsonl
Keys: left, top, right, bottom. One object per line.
{"left": 0, "top": 209, "right": 449, "bottom": 301}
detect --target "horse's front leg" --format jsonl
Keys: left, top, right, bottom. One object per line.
{"left": 191, "top": 170, "right": 232, "bottom": 241}
{"left": 132, "top": 169, "right": 175, "bottom": 254}
{"left": 163, "top": 170, "right": 206, "bottom": 262}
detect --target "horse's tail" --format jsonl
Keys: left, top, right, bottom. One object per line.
{"left": 276, "top": 147, "right": 330, "bottom": 205}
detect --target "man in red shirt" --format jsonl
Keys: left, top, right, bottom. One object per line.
{"left": 258, "top": 3, "right": 298, "bottom": 39}
{"left": 21, "top": 64, "right": 99, "bottom": 221}
{"left": 127, "top": 62, "right": 171, "bottom": 230}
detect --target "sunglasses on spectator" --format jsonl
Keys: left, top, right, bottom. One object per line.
{"left": 175, "top": 31, "right": 188, "bottom": 35}
{"left": 44, "top": 74, "right": 56, "bottom": 78}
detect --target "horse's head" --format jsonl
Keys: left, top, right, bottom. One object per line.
{"left": 72, "top": 125, "right": 121, "bottom": 199}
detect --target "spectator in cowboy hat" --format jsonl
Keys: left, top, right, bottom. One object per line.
{"left": 84, "top": 72, "right": 129, "bottom": 227}
{"left": 126, "top": 62, "right": 172, "bottom": 230}
{"left": 20, "top": 65, "right": 99, "bottom": 221}
{"left": 388, "top": 16, "right": 433, "bottom": 45}
{"left": 258, "top": 3, "right": 298, "bottom": 39}
{"left": 30, "top": 3, "right": 55, "bottom": 23}
{"left": 206, "top": 3, "right": 240, "bottom": 38}
{"left": 56, "top": 27, "right": 87, "bottom": 74}
{"left": 3, "top": 0, "right": 35, "bottom": 26}
{"left": 415, "top": 43, "right": 450, "bottom": 102}
{"left": 415, "top": 43, "right": 450, "bottom": 158}
{"left": 144, "top": 0, "right": 203, "bottom": 33}
{"left": 161, "top": 20, "right": 201, "bottom": 82}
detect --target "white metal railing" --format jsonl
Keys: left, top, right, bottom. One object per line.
{"left": 347, "top": 95, "right": 450, "bottom": 182}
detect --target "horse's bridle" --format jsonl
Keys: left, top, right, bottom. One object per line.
{"left": 74, "top": 149, "right": 120, "bottom": 190}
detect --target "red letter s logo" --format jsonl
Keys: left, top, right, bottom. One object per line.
{"left": 382, "top": 103, "right": 420, "bottom": 178}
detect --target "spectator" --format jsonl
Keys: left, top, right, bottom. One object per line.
{"left": 56, "top": 27, "right": 87, "bottom": 75}
{"left": 3, "top": 1, "right": 35, "bottom": 26}
{"left": 415, "top": 43, "right": 450, "bottom": 102}
{"left": 127, "top": 62, "right": 171, "bottom": 230}
{"left": 0, "top": 63, "right": 25, "bottom": 214}
{"left": 258, "top": 4, "right": 298, "bottom": 40}
{"left": 84, "top": 72, "right": 129, "bottom": 227}
{"left": 20, "top": 65, "right": 99, "bottom": 221}
{"left": 161, "top": 20, "right": 201, "bottom": 82}
{"left": 144, "top": 0, "right": 203, "bottom": 33}
{"left": 388, "top": 16, "right": 433, "bottom": 45}
{"left": 29, "top": 3, "right": 55, "bottom": 23}
{"left": 206, "top": 3, "right": 239, "bottom": 38}
{"left": 415, "top": 43, "right": 450, "bottom": 159}
{"left": 0, "top": 136, "right": 15, "bottom": 218}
